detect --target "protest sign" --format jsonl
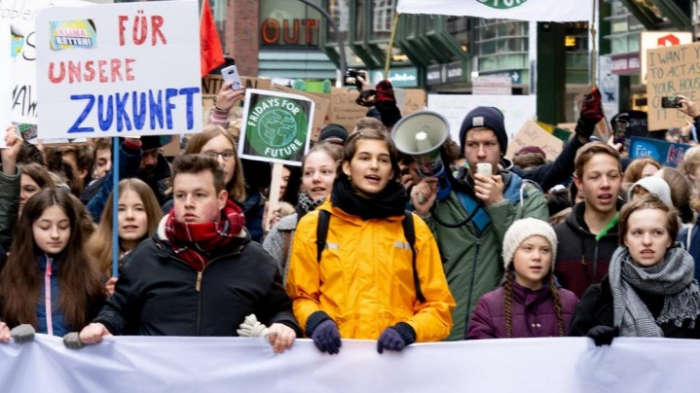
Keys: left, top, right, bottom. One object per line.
{"left": 395, "top": 88, "right": 426, "bottom": 116}
{"left": 428, "top": 94, "right": 536, "bottom": 142}
{"left": 201, "top": 75, "right": 272, "bottom": 95}
{"left": 0, "top": 20, "right": 10, "bottom": 145}
{"left": 36, "top": 0, "right": 203, "bottom": 139}
{"left": 3, "top": 0, "right": 88, "bottom": 124}
{"left": 645, "top": 42, "right": 700, "bottom": 131}
{"left": 628, "top": 136, "right": 691, "bottom": 167}
{"left": 4, "top": 336, "right": 700, "bottom": 393}
{"left": 238, "top": 89, "right": 314, "bottom": 166}
{"left": 505, "top": 121, "right": 563, "bottom": 161}
{"left": 271, "top": 84, "right": 328, "bottom": 141}
{"left": 397, "top": 0, "right": 592, "bottom": 22}
{"left": 329, "top": 87, "right": 367, "bottom": 133}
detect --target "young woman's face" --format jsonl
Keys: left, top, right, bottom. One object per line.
{"left": 342, "top": 140, "right": 394, "bottom": 199}
{"left": 200, "top": 134, "right": 236, "bottom": 185}
{"left": 20, "top": 174, "right": 41, "bottom": 215}
{"left": 641, "top": 163, "right": 659, "bottom": 178}
{"left": 32, "top": 205, "right": 71, "bottom": 255}
{"left": 302, "top": 151, "right": 337, "bottom": 201}
{"left": 512, "top": 235, "right": 553, "bottom": 290}
{"left": 624, "top": 208, "right": 672, "bottom": 267}
{"left": 280, "top": 167, "right": 291, "bottom": 197}
{"left": 118, "top": 188, "right": 149, "bottom": 246}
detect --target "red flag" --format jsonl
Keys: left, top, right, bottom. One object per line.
{"left": 200, "top": 0, "right": 224, "bottom": 77}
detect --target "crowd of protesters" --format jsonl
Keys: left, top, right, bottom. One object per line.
{"left": 2, "top": 74, "right": 700, "bottom": 355}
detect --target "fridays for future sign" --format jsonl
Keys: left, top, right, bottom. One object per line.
{"left": 239, "top": 89, "right": 314, "bottom": 166}
{"left": 36, "top": 0, "right": 202, "bottom": 139}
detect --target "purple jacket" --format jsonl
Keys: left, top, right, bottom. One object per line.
{"left": 466, "top": 281, "right": 579, "bottom": 339}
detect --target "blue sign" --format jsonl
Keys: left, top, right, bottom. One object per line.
{"left": 628, "top": 136, "right": 692, "bottom": 168}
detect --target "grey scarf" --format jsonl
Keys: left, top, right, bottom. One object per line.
{"left": 609, "top": 246, "right": 700, "bottom": 337}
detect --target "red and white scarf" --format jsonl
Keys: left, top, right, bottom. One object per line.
{"left": 165, "top": 199, "right": 245, "bottom": 271}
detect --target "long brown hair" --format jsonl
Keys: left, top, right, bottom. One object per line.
{"left": 0, "top": 188, "right": 105, "bottom": 330}
{"left": 87, "top": 179, "right": 163, "bottom": 276}
{"left": 185, "top": 125, "right": 246, "bottom": 202}
{"left": 503, "top": 267, "right": 565, "bottom": 338}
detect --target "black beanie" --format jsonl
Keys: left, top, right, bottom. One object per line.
{"left": 459, "top": 106, "right": 508, "bottom": 156}
{"left": 319, "top": 124, "right": 348, "bottom": 143}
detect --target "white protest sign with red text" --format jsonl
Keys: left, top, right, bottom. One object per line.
{"left": 36, "top": 0, "right": 202, "bottom": 139}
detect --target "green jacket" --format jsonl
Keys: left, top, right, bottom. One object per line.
{"left": 424, "top": 172, "right": 548, "bottom": 340}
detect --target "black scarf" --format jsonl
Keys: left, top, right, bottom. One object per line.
{"left": 295, "top": 191, "right": 324, "bottom": 220}
{"left": 330, "top": 177, "right": 407, "bottom": 220}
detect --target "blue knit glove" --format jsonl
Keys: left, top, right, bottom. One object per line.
{"left": 311, "top": 320, "right": 342, "bottom": 355}
{"left": 377, "top": 323, "right": 416, "bottom": 354}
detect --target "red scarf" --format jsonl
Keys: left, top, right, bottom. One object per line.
{"left": 165, "top": 199, "right": 245, "bottom": 271}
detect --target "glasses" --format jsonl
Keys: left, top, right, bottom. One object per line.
{"left": 202, "top": 150, "right": 236, "bottom": 161}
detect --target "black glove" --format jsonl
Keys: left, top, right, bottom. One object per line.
{"left": 311, "top": 320, "right": 342, "bottom": 355}
{"left": 575, "top": 88, "right": 603, "bottom": 139}
{"left": 586, "top": 325, "right": 618, "bottom": 347}
{"left": 377, "top": 323, "right": 416, "bottom": 354}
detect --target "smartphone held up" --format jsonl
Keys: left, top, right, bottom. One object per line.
{"left": 661, "top": 96, "right": 682, "bottom": 109}
{"left": 221, "top": 65, "right": 243, "bottom": 90}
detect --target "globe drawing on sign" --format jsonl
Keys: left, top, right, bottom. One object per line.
{"left": 257, "top": 109, "right": 298, "bottom": 147}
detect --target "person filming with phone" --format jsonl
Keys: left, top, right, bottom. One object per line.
{"left": 671, "top": 95, "right": 700, "bottom": 144}
{"left": 410, "top": 106, "right": 549, "bottom": 340}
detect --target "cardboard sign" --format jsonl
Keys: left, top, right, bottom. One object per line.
{"left": 645, "top": 42, "right": 700, "bottom": 131}
{"left": 329, "top": 87, "right": 366, "bottom": 133}
{"left": 201, "top": 75, "right": 273, "bottom": 95}
{"left": 4, "top": 0, "right": 88, "bottom": 124}
{"left": 505, "top": 121, "right": 563, "bottom": 161}
{"left": 271, "top": 84, "right": 328, "bottom": 141}
{"left": 239, "top": 89, "right": 314, "bottom": 166}
{"left": 0, "top": 20, "right": 10, "bottom": 146}
{"left": 36, "top": 0, "right": 203, "bottom": 139}
{"left": 395, "top": 88, "right": 426, "bottom": 116}
{"left": 628, "top": 136, "right": 691, "bottom": 168}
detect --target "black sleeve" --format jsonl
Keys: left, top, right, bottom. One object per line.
{"left": 257, "top": 265, "right": 302, "bottom": 337}
{"left": 568, "top": 284, "right": 608, "bottom": 336}
{"left": 92, "top": 251, "right": 143, "bottom": 335}
{"left": 512, "top": 136, "right": 585, "bottom": 192}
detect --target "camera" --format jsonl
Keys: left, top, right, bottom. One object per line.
{"left": 344, "top": 69, "right": 368, "bottom": 89}
{"left": 661, "top": 96, "right": 682, "bottom": 109}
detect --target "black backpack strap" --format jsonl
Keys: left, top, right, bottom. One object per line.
{"left": 403, "top": 211, "right": 426, "bottom": 303}
{"left": 316, "top": 210, "right": 331, "bottom": 263}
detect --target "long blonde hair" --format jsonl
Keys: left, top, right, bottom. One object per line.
{"left": 87, "top": 179, "right": 162, "bottom": 276}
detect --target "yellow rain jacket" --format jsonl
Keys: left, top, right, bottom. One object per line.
{"left": 286, "top": 201, "right": 455, "bottom": 342}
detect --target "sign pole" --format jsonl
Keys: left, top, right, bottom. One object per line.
{"left": 111, "top": 137, "right": 120, "bottom": 279}
{"left": 384, "top": 13, "right": 401, "bottom": 80}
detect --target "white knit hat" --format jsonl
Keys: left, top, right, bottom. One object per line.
{"left": 502, "top": 218, "right": 558, "bottom": 270}
{"left": 627, "top": 176, "right": 673, "bottom": 207}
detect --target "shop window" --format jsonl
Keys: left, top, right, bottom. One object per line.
{"left": 474, "top": 19, "right": 528, "bottom": 72}
{"left": 328, "top": 0, "right": 350, "bottom": 43}
{"left": 446, "top": 16, "right": 470, "bottom": 53}
{"left": 371, "top": 0, "right": 394, "bottom": 41}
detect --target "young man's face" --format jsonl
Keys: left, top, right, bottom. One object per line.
{"left": 574, "top": 153, "right": 621, "bottom": 216}
{"left": 172, "top": 171, "right": 227, "bottom": 224}
{"left": 93, "top": 147, "right": 111, "bottom": 179}
{"left": 463, "top": 128, "right": 500, "bottom": 177}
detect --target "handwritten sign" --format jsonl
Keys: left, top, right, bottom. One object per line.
{"left": 505, "top": 121, "right": 563, "bottom": 161}
{"left": 4, "top": 0, "right": 88, "bottom": 124}
{"left": 646, "top": 42, "right": 700, "bottom": 131}
{"left": 36, "top": 0, "right": 202, "bottom": 139}
{"left": 239, "top": 89, "right": 314, "bottom": 166}
{"left": 329, "top": 87, "right": 366, "bottom": 133}
{"left": 201, "top": 75, "right": 272, "bottom": 95}
{"left": 271, "top": 85, "right": 328, "bottom": 141}
{"left": 428, "top": 94, "right": 537, "bottom": 143}
{"left": 0, "top": 20, "right": 10, "bottom": 141}
{"left": 628, "top": 136, "right": 691, "bottom": 168}
{"left": 395, "top": 88, "right": 426, "bottom": 116}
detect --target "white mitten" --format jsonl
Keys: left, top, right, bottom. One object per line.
{"left": 237, "top": 314, "right": 269, "bottom": 338}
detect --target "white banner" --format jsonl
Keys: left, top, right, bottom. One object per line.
{"left": 2, "top": 0, "right": 88, "bottom": 124}
{"left": 396, "top": 0, "right": 593, "bottom": 22}
{"left": 0, "top": 20, "right": 10, "bottom": 135}
{"left": 427, "top": 94, "right": 536, "bottom": 142}
{"left": 1, "top": 336, "right": 700, "bottom": 392}
{"left": 599, "top": 55, "right": 619, "bottom": 120}
{"left": 36, "top": 0, "right": 203, "bottom": 139}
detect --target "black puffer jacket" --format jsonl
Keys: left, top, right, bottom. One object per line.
{"left": 94, "top": 217, "right": 300, "bottom": 337}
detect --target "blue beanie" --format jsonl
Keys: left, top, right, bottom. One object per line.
{"left": 459, "top": 106, "right": 508, "bottom": 155}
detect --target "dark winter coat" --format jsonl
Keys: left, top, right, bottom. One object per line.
{"left": 467, "top": 280, "right": 579, "bottom": 339}
{"left": 568, "top": 275, "right": 700, "bottom": 338}
{"left": 554, "top": 202, "right": 620, "bottom": 298}
{"left": 93, "top": 217, "right": 300, "bottom": 337}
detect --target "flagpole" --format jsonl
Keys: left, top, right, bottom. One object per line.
{"left": 384, "top": 12, "right": 401, "bottom": 80}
